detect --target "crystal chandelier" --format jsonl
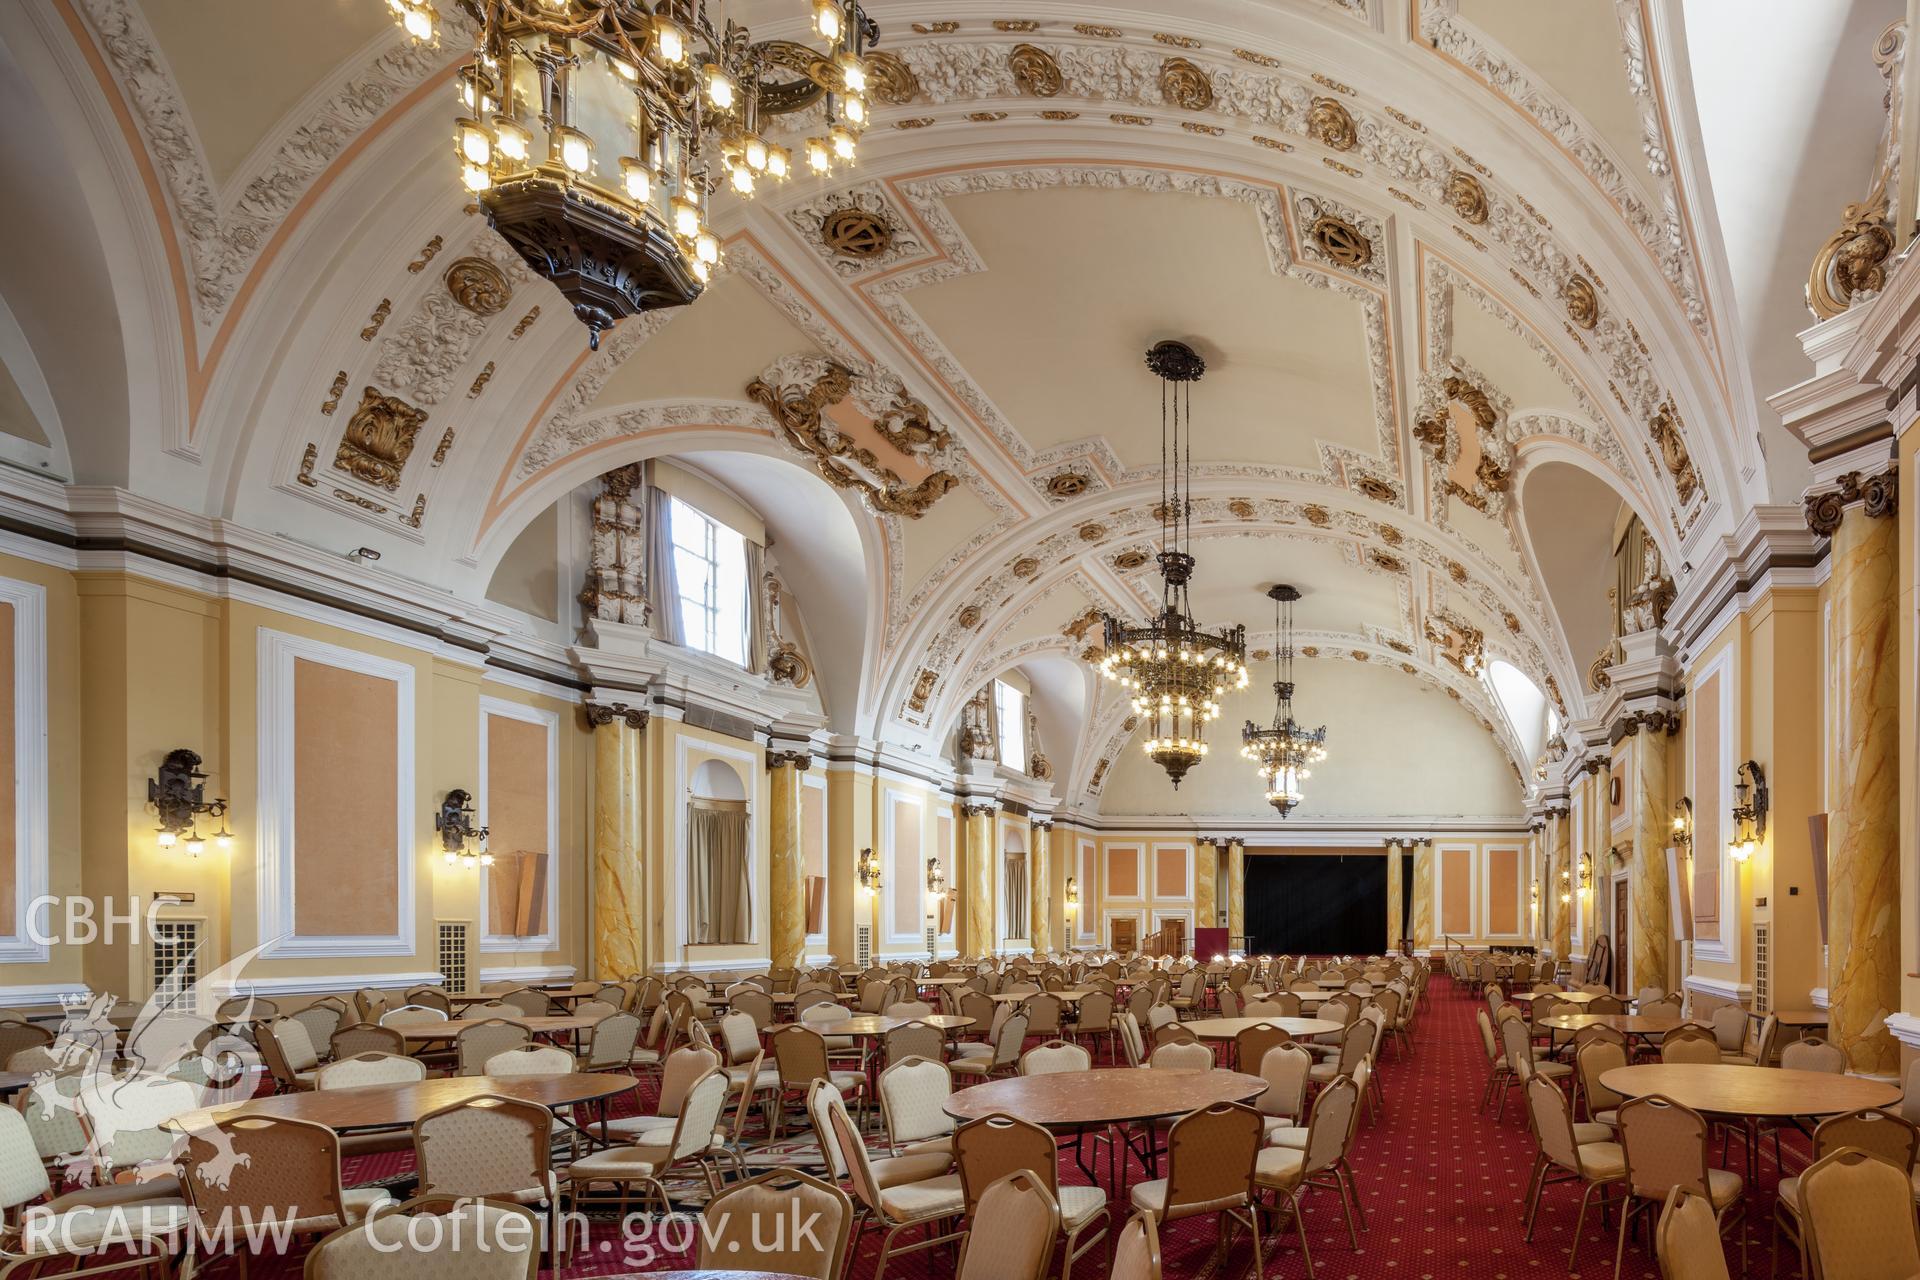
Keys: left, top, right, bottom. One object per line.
{"left": 1240, "top": 584, "right": 1328, "bottom": 818}
{"left": 391, "top": 0, "right": 875, "bottom": 348}
{"left": 1095, "top": 341, "right": 1248, "bottom": 788}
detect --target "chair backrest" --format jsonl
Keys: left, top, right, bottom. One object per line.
{"left": 75, "top": 1074, "right": 199, "bottom": 1173}
{"left": 353, "top": 988, "right": 389, "bottom": 1024}
{"left": 1151, "top": 1022, "right": 1198, "bottom": 1048}
{"left": 0, "top": 1021, "right": 52, "bottom": 1072}
{"left": 716, "top": 1011, "right": 761, "bottom": 1066}
{"left": 331, "top": 1022, "right": 406, "bottom": 1060}
{"left": 989, "top": 1011, "right": 1030, "bottom": 1068}
{"left": 1022, "top": 993, "right": 1063, "bottom": 1034}
{"left": 17, "top": 1070, "right": 87, "bottom": 1165}
{"left": 657, "top": 1044, "right": 724, "bottom": 1116}
{"left": 499, "top": 989, "right": 553, "bottom": 1019}
{"left": 456, "top": 1019, "right": 530, "bottom": 1076}
{"left": 1498, "top": 1013, "right": 1538, "bottom": 1081}
{"left": 1335, "top": 1017, "right": 1374, "bottom": 1074}
{"left": 316, "top": 1052, "right": 427, "bottom": 1090}
{"left": 413, "top": 1095, "right": 554, "bottom": 1200}
{"left": 1253, "top": 1043, "right": 1312, "bottom": 1122}
{"left": 270, "top": 1016, "right": 321, "bottom": 1070}
{"left": 1145, "top": 1003, "right": 1177, "bottom": 1032}
{"left": 1149, "top": 1041, "right": 1213, "bottom": 1071}
{"left": 1021, "top": 1040, "right": 1090, "bottom": 1076}
{"left": 1162, "top": 1102, "right": 1261, "bottom": 1214}
{"left": 800, "top": 1002, "right": 851, "bottom": 1028}
{"left": 1109, "top": 1212, "right": 1163, "bottom": 1280}
{"left": 0, "top": 1105, "right": 53, "bottom": 1210}
{"left": 1117, "top": 1011, "right": 1145, "bottom": 1068}
{"left": 1708, "top": 1004, "right": 1748, "bottom": 1053}
{"left": 287, "top": 1002, "right": 345, "bottom": 1058}
{"left": 1246, "top": 993, "right": 1300, "bottom": 1018}
{"left": 1654, "top": 1186, "right": 1731, "bottom": 1280}
{"left": 581, "top": 1010, "right": 642, "bottom": 1070}
{"left": 954, "top": 1112, "right": 1059, "bottom": 1213}
{"left": 1811, "top": 1107, "right": 1920, "bottom": 1169}
{"left": 1301, "top": 1074, "right": 1360, "bottom": 1175}
{"left": 882, "top": 1020, "right": 943, "bottom": 1069}
{"left": 1640, "top": 998, "right": 1682, "bottom": 1020}
{"left": 1232, "top": 1023, "right": 1292, "bottom": 1073}
{"left": 403, "top": 987, "right": 453, "bottom": 1015}
{"left": 1617, "top": 1095, "right": 1711, "bottom": 1200}
{"left": 1526, "top": 1073, "right": 1581, "bottom": 1175}
{"left": 1577, "top": 1037, "right": 1629, "bottom": 1112}
{"left": 1800, "top": 1145, "right": 1920, "bottom": 1278}
{"left": 303, "top": 1197, "right": 542, "bottom": 1279}
{"left": 1587, "top": 995, "right": 1626, "bottom": 1014}
{"left": 1780, "top": 1036, "right": 1846, "bottom": 1074}
{"left": 1075, "top": 990, "right": 1115, "bottom": 1031}
{"left": 1217, "top": 987, "right": 1240, "bottom": 1019}
{"left": 878, "top": 1056, "right": 954, "bottom": 1148}
{"left": 484, "top": 1045, "right": 576, "bottom": 1078}
{"left": 884, "top": 1001, "right": 934, "bottom": 1020}
{"left": 1659, "top": 1026, "right": 1722, "bottom": 1065}
{"left": 698, "top": 1170, "right": 853, "bottom": 1280}
{"left": 379, "top": 1005, "right": 448, "bottom": 1028}
{"left": 955, "top": 1170, "right": 1060, "bottom": 1280}
{"left": 772, "top": 1024, "right": 834, "bottom": 1089}
{"left": 1750, "top": 1012, "right": 1779, "bottom": 1066}
{"left": 183, "top": 1114, "right": 350, "bottom": 1232}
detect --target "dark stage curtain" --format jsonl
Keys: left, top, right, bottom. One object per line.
{"left": 1246, "top": 854, "right": 1387, "bottom": 956}
{"left": 1401, "top": 851, "right": 1414, "bottom": 943}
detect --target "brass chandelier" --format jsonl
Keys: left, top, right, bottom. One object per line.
{"left": 1096, "top": 341, "right": 1248, "bottom": 788}
{"left": 391, "top": 0, "right": 875, "bottom": 347}
{"left": 1240, "top": 584, "right": 1328, "bottom": 818}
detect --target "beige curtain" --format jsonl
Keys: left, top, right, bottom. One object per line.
{"left": 647, "top": 478, "right": 683, "bottom": 646}
{"left": 745, "top": 539, "right": 768, "bottom": 674}
{"left": 689, "top": 800, "right": 751, "bottom": 944}
{"left": 1003, "top": 851, "right": 1028, "bottom": 940}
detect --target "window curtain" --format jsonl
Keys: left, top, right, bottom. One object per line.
{"left": 689, "top": 800, "right": 751, "bottom": 944}
{"left": 646, "top": 477, "right": 683, "bottom": 645}
{"left": 1003, "top": 851, "right": 1028, "bottom": 939}
{"left": 745, "top": 539, "right": 768, "bottom": 674}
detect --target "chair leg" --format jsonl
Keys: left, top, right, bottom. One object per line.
{"left": 1569, "top": 1179, "right": 1606, "bottom": 1273}
{"left": 1521, "top": 1154, "right": 1549, "bottom": 1240}
{"left": 1341, "top": 1159, "right": 1367, "bottom": 1229}
{"left": 1613, "top": 1198, "right": 1636, "bottom": 1280}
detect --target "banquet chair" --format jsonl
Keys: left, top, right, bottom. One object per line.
{"left": 1497, "top": 1012, "right": 1571, "bottom": 1118}
{"left": 1117, "top": 1012, "right": 1146, "bottom": 1068}
{"left": 1797, "top": 1145, "right": 1920, "bottom": 1280}
{"left": 1021, "top": 1040, "right": 1091, "bottom": 1076}
{"left": 885, "top": 1000, "right": 935, "bottom": 1020}
{"left": 1708, "top": 1005, "right": 1749, "bottom": 1056}
{"left": 485, "top": 1045, "right": 576, "bottom": 1078}
{"left": 0, "top": 1105, "right": 190, "bottom": 1278}
{"left": 578, "top": 1010, "right": 642, "bottom": 1072}
{"left": 1023, "top": 992, "right": 1065, "bottom": 1038}
{"left": 1252, "top": 1043, "right": 1313, "bottom": 1140}
{"left": 950, "top": 1011, "right": 1028, "bottom": 1083}
{"left": 1131, "top": 1102, "right": 1264, "bottom": 1275}
{"left": 259, "top": 1017, "right": 321, "bottom": 1090}
{"left": 1577, "top": 1037, "right": 1629, "bottom": 1128}
{"left": 332, "top": 1022, "right": 406, "bottom": 1060}
{"left": 955, "top": 1170, "right": 1060, "bottom": 1280}
{"left": 1588, "top": 996, "right": 1627, "bottom": 1014}
{"left": 1725, "top": 1012, "right": 1778, "bottom": 1067}
{"left": 1520, "top": 1073, "right": 1626, "bottom": 1256}
{"left": 1246, "top": 994, "right": 1301, "bottom": 1018}
{"left": 953, "top": 1113, "right": 1108, "bottom": 1280}
{"left": 303, "top": 1197, "right": 541, "bottom": 1279}
{"left": 379, "top": 1004, "right": 447, "bottom": 1028}
{"left": 1307, "top": 1019, "right": 1373, "bottom": 1086}
{"left": 1659, "top": 1026, "right": 1722, "bottom": 1065}
{"left": 290, "top": 999, "right": 347, "bottom": 1056}
{"left": 403, "top": 986, "right": 453, "bottom": 1015}
{"left": 0, "top": 1021, "right": 51, "bottom": 1068}
{"left": 1151, "top": 1021, "right": 1198, "bottom": 1049}
{"left": 500, "top": 989, "right": 556, "bottom": 1019}
{"left": 418, "top": 1094, "right": 566, "bottom": 1273}
{"left": 772, "top": 1025, "right": 871, "bottom": 1134}
{"left": 1780, "top": 1036, "right": 1846, "bottom": 1074}
{"left": 1109, "top": 1213, "right": 1164, "bottom": 1280}
{"left": 179, "top": 1114, "right": 389, "bottom": 1271}
{"left": 352, "top": 988, "right": 390, "bottom": 1024}
{"left": 884, "top": 1019, "right": 945, "bottom": 1070}
{"left": 878, "top": 1056, "right": 957, "bottom": 1157}
{"left": 1233, "top": 1023, "right": 1292, "bottom": 1076}
{"left": 1770, "top": 1107, "right": 1918, "bottom": 1276}
{"left": 1218, "top": 986, "right": 1242, "bottom": 1019}
{"left": 457, "top": 1019, "right": 530, "bottom": 1075}
{"left": 1255, "top": 1072, "right": 1362, "bottom": 1267}
{"left": 17, "top": 1069, "right": 88, "bottom": 1172}
{"left": 699, "top": 1170, "right": 854, "bottom": 1280}
{"left": 602, "top": 1044, "right": 723, "bottom": 1148}
{"left": 728, "top": 987, "right": 777, "bottom": 1033}
{"left": 1615, "top": 1096, "right": 1744, "bottom": 1279}
{"left": 815, "top": 1081, "right": 964, "bottom": 1280}
{"left": 1065, "top": 990, "right": 1117, "bottom": 1061}
{"left": 1148, "top": 1041, "right": 1212, "bottom": 1071}
{"left": 315, "top": 1052, "right": 429, "bottom": 1156}
{"left": 1655, "top": 1186, "right": 1732, "bottom": 1280}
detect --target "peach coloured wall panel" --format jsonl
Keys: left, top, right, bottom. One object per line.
{"left": 292, "top": 658, "right": 399, "bottom": 937}
{"left": 485, "top": 713, "right": 549, "bottom": 937}
{"left": 1486, "top": 848, "right": 1520, "bottom": 935}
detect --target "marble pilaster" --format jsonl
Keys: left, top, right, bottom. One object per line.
{"left": 1826, "top": 501, "right": 1902, "bottom": 1075}
{"left": 1411, "top": 839, "right": 1434, "bottom": 951}
{"left": 767, "top": 752, "right": 808, "bottom": 971}
{"left": 589, "top": 705, "right": 647, "bottom": 979}
{"left": 1029, "top": 820, "right": 1051, "bottom": 953}
{"left": 1385, "top": 840, "right": 1404, "bottom": 954}
{"left": 1228, "top": 839, "right": 1246, "bottom": 940}
{"left": 1195, "top": 839, "right": 1218, "bottom": 939}
{"left": 962, "top": 805, "right": 995, "bottom": 957}
{"left": 1628, "top": 732, "right": 1673, "bottom": 996}
{"left": 1549, "top": 813, "right": 1572, "bottom": 961}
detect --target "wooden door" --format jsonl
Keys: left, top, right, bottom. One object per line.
{"left": 1111, "top": 918, "right": 1137, "bottom": 952}
{"left": 1612, "top": 879, "right": 1631, "bottom": 995}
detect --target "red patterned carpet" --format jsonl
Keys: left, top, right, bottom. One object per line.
{"left": 113, "top": 976, "right": 1794, "bottom": 1277}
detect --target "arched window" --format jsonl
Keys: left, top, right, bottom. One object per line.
{"left": 1484, "top": 660, "right": 1557, "bottom": 769}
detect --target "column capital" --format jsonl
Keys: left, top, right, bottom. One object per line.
{"left": 1030, "top": 817, "right": 1055, "bottom": 832}
{"left": 585, "top": 701, "right": 649, "bottom": 731}
{"left": 766, "top": 749, "right": 813, "bottom": 771}
{"left": 1805, "top": 463, "right": 1899, "bottom": 536}
{"left": 1617, "top": 710, "right": 1682, "bottom": 738}
{"left": 961, "top": 801, "right": 996, "bottom": 819}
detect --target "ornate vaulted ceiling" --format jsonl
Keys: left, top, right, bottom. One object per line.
{"left": 0, "top": 0, "right": 1867, "bottom": 819}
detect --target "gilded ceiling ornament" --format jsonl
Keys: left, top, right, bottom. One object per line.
{"left": 821, "top": 206, "right": 895, "bottom": 259}
{"left": 1089, "top": 759, "right": 1109, "bottom": 789}
{"left": 296, "top": 443, "right": 318, "bottom": 487}
{"left": 1503, "top": 611, "right": 1522, "bottom": 634}
{"left": 1368, "top": 549, "right": 1404, "bottom": 572}
{"left": 1302, "top": 505, "right": 1331, "bottom": 527}
{"left": 441, "top": 253, "right": 510, "bottom": 316}
{"left": 508, "top": 306, "right": 540, "bottom": 339}
{"left": 911, "top": 21, "right": 958, "bottom": 33}
{"left": 1011, "top": 557, "right": 1041, "bottom": 578}
{"left": 1300, "top": 646, "right": 1319, "bottom": 658}
{"left": 1233, "top": 48, "right": 1280, "bottom": 67}
{"left": 1038, "top": 109, "right": 1081, "bottom": 120}
{"left": 1306, "top": 97, "right": 1358, "bottom": 151}
{"left": 1388, "top": 187, "right": 1427, "bottom": 211}
{"left": 957, "top": 604, "right": 982, "bottom": 629}
{"left": 1114, "top": 549, "right": 1150, "bottom": 570}
{"left": 431, "top": 427, "right": 455, "bottom": 466}
{"left": 1563, "top": 274, "right": 1600, "bottom": 330}
{"left": 1386, "top": 106, "right": 1426, "bottom": 132}
{"left": 320, "top": 371, "right": 349, "bottom": 416}
{"left": 1323, "top": 159, "right": 1362, "bottom": 179}
{"left": 1376, "top": 523, "right": 1403, "bottom": 546}
{"left": 1401, "top": 662, "right": 1418, "bottom": 675}
{"left": 863, "top": 51, "right": 919, "bottom": 104}
{"left": 1063, "top": 607, "right": 1103, "bottom": 642}
{"left": 967, "top": 111, "right": 1009, "bottom": 122}
{"left": 1074, "top": 23, "right": 1121, "bottom": 37}
{"left": 1588, "top": 645, "right": 1615, "bottom": 692}
{"left": 400, "top": 493, "right": 426, "bottom": 528}
{"left": 895, "top": 118, "right": 936, "bottom": 129}
{"left": 1354, "top": 475, "right": 1397, "bottom": 504}
{"left": 1351, "top": 651, "right": 1369, "bottom": 661}
{"left": 406, "top": 234, "right": 443, "bottom": 274}
{"left": 1228, "top": 499, "right": 1256, "bottom": 519}
{"left": 466, "top": 361, "right": 496, "bottom": 399}
{"left": 1110, "top": 113, "right": 1153, "bottom": 126}
{"left": 360, "top": 299, "right": 392, "bottom": 342}
{"left": 1158, "top": 57, "right": 1215, "bottom": 111}
{"left": 1045, "top": 470, "right": 1091, "bottom": 498}
{"left": 1253, "top": 135, "right": 1294, "bottom": 152}
{"left": 1077, "top": 522, "right": 1107, "bottom": 542}
{"left": 1805, "top": 466, "right": 1899, "bottom": 536}
{"left": 332, "top": 489, "right": 388, "bottom": 514}
{"left": 1446, "top": 560, "right": 1468, "bottom": 583}
{"left": 1808, "top": 201, "right": 1896, "bottom": 319}
{"left": 1183, "top": 122, "right": 1224, "bottom": 137}
{"left": 1648, "top": 398, "right": 1701, "bottom": 504}
{"left": 768, "top": 640, "right": 812, "bottom": 688}
{"left": 1251, "top": 648, "right": 1272, "bottom": 662}
{"left": 1306, "top": 214, "right": 1372, "bottom": 270}
{"left": 1153, "top": 33, "right": 1202, "bottom": 48}
{"left": 994, "top": 19, "right": 1041, "bottom": 32}
{"left": 333, "top": 387, "right": 426, "bottom": 492}
{"left": 907, "top": 668, "right": 938, "bottom": 713}
{"left": 1008, "top": 44, "right": 1063, "bottom": 96}
{"left": 1443, "top": 171, "right": 1489, "bottom": 225}
{"left": 1386, "top": 638, "right": 1413, "bottom": 653}
{"left": 1453, "top": 226, "right": 1487, "bottom": 252}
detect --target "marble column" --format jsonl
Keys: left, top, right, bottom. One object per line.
{"left": 1029, "top": 819, "right": 1052, "bottom": 954}
{"left": 1824, "top": 491, "right": 1901, "bottom": 1075}
{"left": 1194, "top": 838, "right": 1219, "bottom": 939}
{"left": 1228, "top": 839, "right": 1246, "bottom": 941}
{"left": 1411, "top": 839, "right": 1434, "bottom": 952}
{"left": 589, "top": 704, "right": 648, "bottom": 980}
{"left": 767, "top": 751, "right": 809, "bottom": 971}
{"left": 1385, "top": 840, "right": 1404, "bottom": 954}
{"left": 1629, "top": 732, "right": 1673, "bottom": 996}
{"left": 962, "top": 804, "right": 996, "bottom": 957}
{"left": 1549, "top": 810, "right": 1572, "bottom": 961}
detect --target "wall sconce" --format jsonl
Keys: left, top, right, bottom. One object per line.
{"left": 1670, "top": 796, "right": 1693, "bottom": 852}
{"left": 148, "top": 749, "right": 233, "bottom": 856}
{"left": 1558, "top": 867, "right": 1571, "bottom": 905}
{"left": 435, "top": 789, "right": 492, "bottom": 871}
{"left": 1529, "top": 880, "right": 1540, "bottom": 907}
{"left": 1065, "top": 877, "right": 1080, "bottom": 913}
{"left": 856, "top": 847, "right": 881, "bottom": 897}
{"left": 1728, "top": 761, "right": 1767, "bottom": 863}
{"left": 925, "top": 855, "right": 946, "bottom": 900}
{"left": 1578, "top": 852, "right": 1593, "bottom": 899}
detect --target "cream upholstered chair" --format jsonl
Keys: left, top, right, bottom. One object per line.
{"left": 1021, "top": 1040, "right": 1091, "bottom": 1076}
{"left": 1798, "top": 1145, "right": 1920, "bottom": 1280}
{"left": 1022, "top": 993, "right": 1065, "bottom": 1039}
{"left": 1129, "top": 1102, "right": 1264, "bottom": 1275}
{"left": 1116, "top": 1012, "right": 1146, "bottom": 1068}
{"left": 1656, "top": 1186, "right": 1731, "bottom": 1280}
{"left": 1770, "top": 1107, "right": 1918, "bottom": 1277}
{"left": 1151, "top": 1022, "right": 1198, "bottom": 1049}
{"left": 1615, "top": 1095, "right": 1744, "bottom": 1279}
{"left": 289, "top": 1000, "right": 347, "bottom": 1058}
{"left": 457, "top": 1019, "right": 531, "bottom": 1076}
{"left": 484, "top": 1045, "right": 576, "bottom": 1078}
{"left": 1780, "top": 1036, "right": 1846, "bottom": 1074}
{"left": 179, "top": 1115, "right": 390, "bottom": 1271}
{"left": 563, "top": 1070, "right": 731, "bottom": 1230}
{"left": 602, "top": 1044, "right": 724, "bottom": 1148}
{"left": 578, "top": 1010, "right": 642, "bottom": 1072}
{"left": 316, "top": 1051, "right": 426, "bottom": 1091}
{"left": 415, "top": 1095, "right": 565, "bottom": 1256}
{"left": 1252, "top": 1043, "right": 1313, "bottom": 1139}
{"left": 1144, "top": 1003, "right": 1178, "bottom": 1034}
{"left": 1725, "top": 1012, "right": 1778, "bottom": 1066}
{"left": 1256, "top": 1072, "right": 1363, "bottom": 1266}
{"left": 772, "top": 1025, "right": 871, "bottom": 1135}
{"left": 17, "top": 1070, "right": 89, "bottom": 1172}
{"left": 1147, "top": 1041, "right": 1213, "bottom": 1071}
{"left": 1232, "top": 1023, "right": 1293, "bottom": 1077}
{"left": 331, "top": 1022, "right": 406, "bottom": 1060}
{"left": 0, "top": 1022, "right": 51, "bottom": 1070}
{"left": 1659, "top": 1026, "right": 1722, "bottom": 1065}
{"left": 885, "top": 1000, "right": 935, "bottom": 1020}
{"left": 1307, "top": 1018, "right": 1373, "bottom": 1086}
{"left": 1109, "top": 1212, "right": 1163, "bottom": 1280}
{"left": 1065, "top": 990, "right": 1117, "bottom": 1061}
{"left": 75, "top": 1075, "right": 201, "bottom": 1177}
{"left": 1708, "top": 1005, "right": 1749, "bottom": 1055}
{"left": 950, "top": 1011, "right": 1028, "bottom": 1082}
{"left": 303, "top": 1197, "right": 542, "bottom": 1279}
{"left": 698, "top": 1170, "right": 854, "bottom": 1280}
{"left": 379, "top": 1005, "right": 447, "bottom": 1028}
{"left": 814, "top": 1080, "right": 963, "bottom": 1280}
{"left": 1520, "top": 1073, "right": 1625, "bottom": 1254}
{"left": 878, "top": 1057, "right": 957, "bottom": 1158}
{"left": 953, "top": 1113, "right": 1107, "bottom": 1280}
{"left": 499, "top": 989, "right": 554, "bottom": 1019}
{"left": 1475, "top": 1008, "right": 1513, "bottom": 1112}
{"left": 1497, "top": 1011, "right": 1571, "bottom": 1119}
{"left": 955, "top": 1170, "right": 1062, "bottom": 1280}
{"left": 259, "top": 1017, "right": 322, "bottom": 1091}
{"left": 1640, "top": 997, "right": 1682, "bottom": 1020}
{"left": 1577, "top": 1037, "right": 1630, "bottom": 1128}
{"left": 0, "top": 1105, "right": 191, "bottom": 1277}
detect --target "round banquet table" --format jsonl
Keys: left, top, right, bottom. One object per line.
{"left": 988, "top": 990, "right": 1092, "bottom": 1003}
{"left": 1539, "top": 1014, "right": 1704, "bottom": 1038}
{"left": 775, "top": 1014, "right": 974, "bottom": 1036}
{"left": 397, "top": 1014, "right": 605, "bottom": 1043}
{"left": 168, "top": 1072, "right": 638, "bottom": 1140}
{"left": 1510, "top": 990, "right": 1605, "bottom": 1004}
{"left": 610, "top": 1272, "right": 816, "bottom": 1280}
{"left": 1181, "top": 1017, "right": 1344, "bottom": 1041}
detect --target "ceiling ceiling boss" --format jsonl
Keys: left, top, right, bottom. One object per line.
{"left": 1093, "top": 341, "right": 1249, "bottom": 789}
{"left": 390, "top": 0, "right": 878, "bottom": 347}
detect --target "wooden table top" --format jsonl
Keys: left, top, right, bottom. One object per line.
{"left": 1540, "top": 1014, "right": 1704, "bottom": 1035}
{"left": 1270, "top": 990, "right": 1333, "bottom": 1003}
{"left": 988, "top": 990, "right": 1093, "bottom": 1003}
{"left": 944, "top": 1068, "right": 1266, "bottom": 1127}
{"left": 169, "top": 1072, "right": 639, "bottom": 1133}
{"left": 918, "top": 977, "right": 973, "bottom": 986}
{"left": 1182, "top": 1017, "right": 1345, "bottom": 1040}
{"left": 1311, "top": 977, "right": 1350, "bottom": 988}
{"left": 1511, "top": 990, "right": 1606, "bottom": 1004}
{"left": 1599, "top": 1064, "right": 1902, "bottom": 1118}
{"left": 397, "top": 1014, "right": 606, "bottom": 1041}
{"left": 777, "top": 1014, "right": 975, "bottom": 1036}
{"left": 0, "top": 1071, "right": 38, "bottom": 1093}
{"left": 610, "top": 1271, "right": 818, "bottom": 1279}
{"left": 1765, "top": 1010, "right": 1831, "bottom": 1026}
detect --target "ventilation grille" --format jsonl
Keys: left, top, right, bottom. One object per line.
{"left": 438, "top": 921, "right": 472, "bottom": 993}
{"left": 1752, "top": 922, "right": 1771, "bottom": 1014}
{"left": 685, "top": 704, "right": 755, "bottom": 742}
{"left": 151, "top": 919, "right": 201, "bottom": 1012}
{"left": 925, "top": 924, "right": 937, "bottom": 960}
{"left": 855, "top": 922, "right": 873, "bottom": 970}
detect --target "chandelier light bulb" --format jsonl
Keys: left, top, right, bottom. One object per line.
{"left": 621, "top": 158, "right": 653, "bottom": 202}
{"left": 695, "top": 230, "right": 720, "bottom": 264}
{"left": 744, "top": 135, "right": 769, "bottom": 172}
{"left": 705, "top": 66, "right": 736, "bottom": 111}
{"left": 557, "top": 128, "right": 592, "bottom": 174}
{"left": 456, "top": 117, "right": 491, "bottom": 167}
{"left": 461, "top": 162, "right": 492, "bottom": 192}
{"left": 830, "top": 126, "right": 856, "bottom": 160}
{"left": 813, "top": 0, "right": 842, "bottom": 41}
{"left": 766, "top": 145, "right": 790, "bottom": 178}
{"left": 185, "top": 833, "right": 206, "bottom": 857}
{"left": 493, "top": 117, "right": 530, "bottom": 163}
{"left": 730, "top": 163, "right": 754, "bottom": 195}
{"left": 156, "top": 828, "right": 177, "bottom": 849}
{"left": 672, "top": 197, "right": 700, "bottom": 239}
{"left": 839, "top": 54, "right": 868, "bottom": 96}
{"left": 691, "top": 256, "right": 712, "bottom": 283}
{"left": 654, "top": 18, "right": 688, "bottom": 66}
{"left": 402, "top": 3, "right": 435, "bottom": 42}
{"left": 843, "top": 94, "right": 868, "bottom": 125}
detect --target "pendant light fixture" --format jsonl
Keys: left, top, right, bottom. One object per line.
{"left": 1094, "top": 340, "right": 1248, "bottom": 788}
{"left": 1240, "top": 584, "right": 1328, "bottom": 817}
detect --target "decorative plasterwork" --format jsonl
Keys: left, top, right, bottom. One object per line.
{"left": 75, "top": 0, "right": 466, "bottom": 327}
{"left": 1295, "top": 193, "right": 1384, "bottom": 283}
{"left": 373, "top": 234, "right": 530, "bottom": 407}
{"left": 783, "top": 184, "right": 927, "bottom": 278}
